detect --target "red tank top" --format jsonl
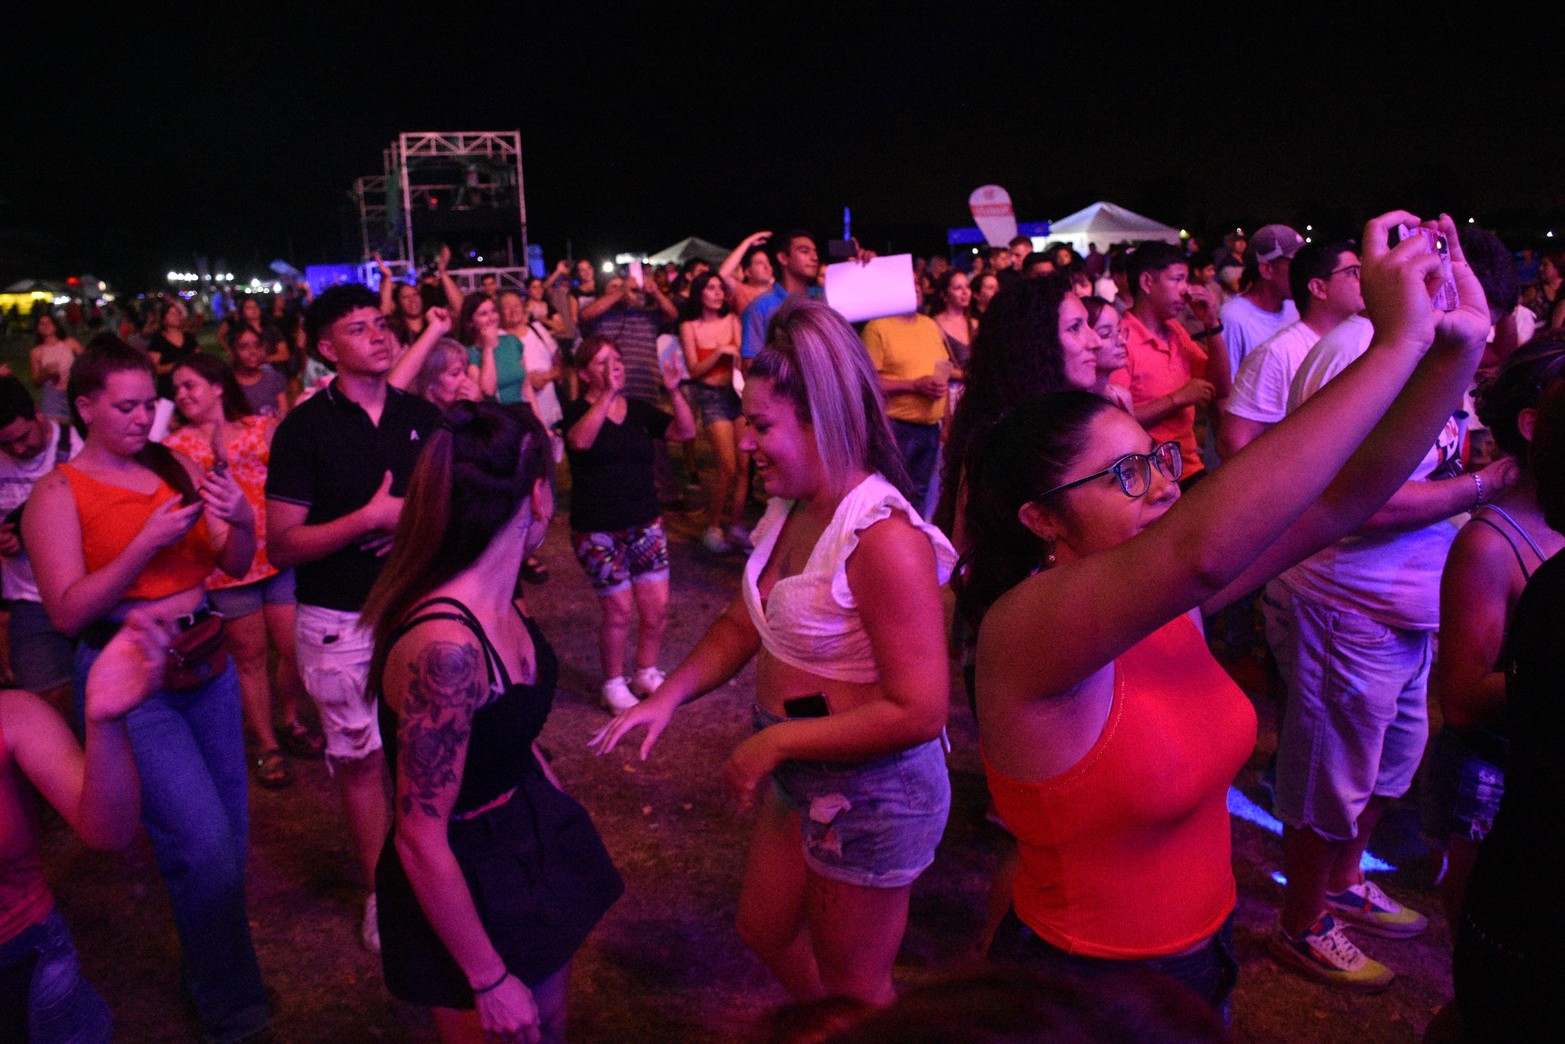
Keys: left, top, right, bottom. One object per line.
{"left": 60, "top": 463, "right": 216, "bottom": 602}
{"left": 985, "top": 614, "right": 1257, "bottom": 959}
{"left": 1, "top": 705, "right": 53, "bottom": 945}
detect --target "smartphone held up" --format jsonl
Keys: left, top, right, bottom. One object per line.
{"left": 1390, "top": 223, "right": 1459, "bottom": 312}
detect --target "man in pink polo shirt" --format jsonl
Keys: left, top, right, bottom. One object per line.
{"left": 1111, "top": 242, "right": 1230, "bottom": 483}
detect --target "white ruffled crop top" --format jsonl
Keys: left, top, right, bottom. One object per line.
{"left": 742, "top": 473, "right": 957, "bottom": 683}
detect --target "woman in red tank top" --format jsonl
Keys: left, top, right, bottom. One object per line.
{"left": 22, "top": 338, "right": 271, "bottom": 1041}
{"left": 954, "top": 212, "right": 1494, "bottom": 1015}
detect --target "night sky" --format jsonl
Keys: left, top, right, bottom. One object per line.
{"left": 5, "top": 4, "right": 1562, "bottom": 289}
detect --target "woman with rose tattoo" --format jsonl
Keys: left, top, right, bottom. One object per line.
{"left": 362, "top": 402, "right": 621, "bottom": 1043}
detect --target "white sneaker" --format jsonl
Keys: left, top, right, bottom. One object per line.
{"left": 726, "top": 524, "right": 753, "bottom": 551}
{"left": 702, "top": 526, "right": 731, "bottom": 554}
{"left": 362, "top": 893, "right": 381, "bottom": 954}
{"left": 601, "top": 676, "right": 639, "bottom": 712}
{"left": 630, "top": 666, "right": 666, "bottom": 698}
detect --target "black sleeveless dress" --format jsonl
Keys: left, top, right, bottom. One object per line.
{"left": 375, "top": 598, "right": 623, "bottom": 1007}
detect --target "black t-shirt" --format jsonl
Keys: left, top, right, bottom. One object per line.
{"left": 147, "top": 332, "right": 198, "bottom": 399}
{"left": 266, "top": 381, "right": 441, "bottom": 611}
{"left": 561, "top": 397, "right": 671, "bottom": 533}
{"left": 1465, "top": 551, "right": 1565, "bottom": 963}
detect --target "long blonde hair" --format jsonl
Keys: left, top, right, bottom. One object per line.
{"left": 747, "top": 297, "right": 912, "bottom": 500}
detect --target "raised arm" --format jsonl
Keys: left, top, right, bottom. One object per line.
{"left": 4, "top": 611, "right": 170, "bottom": 848}
{"left": 388, "top": 307, "right": 454, "bottom": 392}
{"left": 985, "top": 212, "right": 1488, "bottom": 700}
{"left": 387, "top": 622, "right": 541, "bottom": 1041}
{"left": 718, "top": 231, "right": 771, "bottom": 296}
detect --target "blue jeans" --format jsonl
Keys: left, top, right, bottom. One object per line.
{"left": 890, "top": 419, "right": 941, "bottom": 517}
{"left": 0, "top": 907, "right": 111, "bottom": 1043}
{"left": 72, "top": 645, "right": 270, "bottom": 1042}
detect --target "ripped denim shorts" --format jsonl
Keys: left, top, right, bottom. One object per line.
{"left": 753, "top": 704, "right": 951, "bottom": 888}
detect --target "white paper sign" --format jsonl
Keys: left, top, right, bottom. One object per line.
{"left": 822, "top": 254, "right": 918, "bottom": 323}
{"left": 968, "top": 184, "right": 1018, "bottom": 247}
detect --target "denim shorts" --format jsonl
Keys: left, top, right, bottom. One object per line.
{"left": 0, "top": 906, "right": 111, "bottom": 1044}
{"left": 5, "top": 599, "right": 74, "bottom": 693}
{"left": 295, "top": 604, "right": 378, "bottom": 763}
{"left": 571, "top": 519, "right": 669, "bottom": 597}
{"left": 1266, "top": 585, "right": 1431, "bottom": 841}
{"left": 753, "top": 704, "right": 950, "bottom": 889}
{"left": 689, "top": 382, "right": 742, "bottom": 423}
{"left": 207, "top": 568, "right": 296, "bottom": 619}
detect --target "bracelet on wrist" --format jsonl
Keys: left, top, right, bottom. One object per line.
{"left": 1194, "top": 322, "right": 1224, "bottom": 340}
{"left": 472, "top": 968, "right": 510, "bottom": 995}
{"left": 1472, "top": 471, "right": 1485, "bottom": 509}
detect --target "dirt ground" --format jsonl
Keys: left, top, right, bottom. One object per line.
{"left": 40, "top": 486, "right": 1456, "bottom": 1043}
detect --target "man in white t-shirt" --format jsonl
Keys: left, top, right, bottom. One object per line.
{"left": 0, "top": 377, "right": 82, "bottom": 706}
{"left": 1219, "top": 240, "right": 1364, "bottom": 459}
{"left": 1264, "top": 245, "right": 1520, "bottom": 989}
{"left": 1219, "top": 224, "right": 1303, "bottom": 378}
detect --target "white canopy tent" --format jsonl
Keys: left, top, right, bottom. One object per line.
{"left": 1041, "top": 201, "right": 1182, "bottom": 256}
{"left": 645, "top": 236, "right": 730, "bottom": 267}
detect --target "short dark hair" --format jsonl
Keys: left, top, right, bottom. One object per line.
{"left": 304, "top": 284, "right": 380, "bottom": 358}
{"left": 1288, "top": 240, "right": 1356, "bottom": 317}
{"left": 1127, "top": 242, "right": 1187, "bottom": 300}
{"left": 1459, "top": 226, "right": 1520, "bottom": 323}
{"left": 1008, "top": 234, "right": 1033, "bottom": 250}
{"left": 0, "top": 376, "right": 37, "bottom": 428}
{"left": 773, "top": 229, "right": 816, "bottom": 262}
{"left": 740, "top": 244, "right": 769, "bottom": 272}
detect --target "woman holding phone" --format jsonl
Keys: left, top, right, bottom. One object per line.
{"left": 23, "top": 338, "right": 270, "bottom": 1041}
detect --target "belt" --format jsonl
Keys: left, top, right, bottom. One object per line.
{"left": 80, "top": 607, "right": 217, "bottom": 650}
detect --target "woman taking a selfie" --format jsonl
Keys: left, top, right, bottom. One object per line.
{"left": 956, "top": 213, "right": 1492, "bottom": 1013}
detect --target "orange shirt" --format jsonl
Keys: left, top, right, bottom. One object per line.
{"left": 1111, "top": 313, "right": 1208, "bottom": 477}
{"left": 165, "top": 418, "right": 277, "bottom": 589}
{"left": 985, "top": 614, "right": 1256, "bottom": 958}
{"left": 60, "top": 463, "right": 217, "bottom": 602}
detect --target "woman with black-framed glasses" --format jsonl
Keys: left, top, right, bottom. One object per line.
{"left": 954, "top": 212, "right": 1495, "bottom": 1019}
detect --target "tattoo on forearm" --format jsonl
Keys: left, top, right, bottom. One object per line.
{"left": 399, "top": 641, "right": 484, "bottom": 818}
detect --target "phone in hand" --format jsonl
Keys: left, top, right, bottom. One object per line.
{"left": 784, "top": 693, "right": 830, "bottom": 718}
{"left": 1390, "top": 223, "right": 1459, "bottom": 311}
{"left": 628, "top": 260, "right": 644, "bottom": 288}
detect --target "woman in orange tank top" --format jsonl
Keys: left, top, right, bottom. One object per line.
{"left": 954, "top": 212, "right": 1494, "bottom": 1016}
{"left": 22, "top": 338, "right": 271, "bottom": 1041}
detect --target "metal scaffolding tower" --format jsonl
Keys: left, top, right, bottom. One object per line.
{"left": 353, "top": 131, "right": 529, "bottom": 291}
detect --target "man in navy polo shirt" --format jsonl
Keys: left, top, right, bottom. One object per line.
{"left": 266, "top": 284, "right": 441, "bottom": 953}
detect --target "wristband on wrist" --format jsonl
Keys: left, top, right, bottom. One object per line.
{"left": 1194, "top": 323, "right": 1224, "bottom": 340}
{"left": 1472, "top": 471, "right": 1485, "bottom": 509}
{"left": 472, "top": 969, "right": 510, "bottom": 995}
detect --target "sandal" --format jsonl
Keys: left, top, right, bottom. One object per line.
{"left": 277, "top": 720, "right": 326, "bottom": 760}
{"left": 255, "top": 748, "right": 291, "bottom": 789}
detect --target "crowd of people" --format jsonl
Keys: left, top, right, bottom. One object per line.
{"left": 1, "top": 209, "right": 1562, "bottom": 1042}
